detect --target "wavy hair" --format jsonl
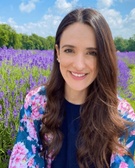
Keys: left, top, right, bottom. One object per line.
{"left": 40, "top": 8, "right": 131, "bottom": 167}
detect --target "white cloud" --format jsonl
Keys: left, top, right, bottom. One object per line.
{"left": 97, "top": 0, "right": 113, "bottom": 9}
{"left": 100, "top": 8, "right": 123, "bottom": 28}
{"left": 55, "top": 0, "right": 78, "bottom": 13}
{"left": 99, "top": 7, "right": 135, "bottom": 38}
{"left": 19, "top": 0, "right": 39, "bottom": 13}
{"left": 7, "top": 18, "right": 16, "bottom": 25}
{"left": 121, "top": 8, "right": 135, "bottom": 38}
{"left": 6, "top": 14, "right": 62, "bottom": 37}
{"left": 125, "top": 8, "right": 135, "bottom": 21}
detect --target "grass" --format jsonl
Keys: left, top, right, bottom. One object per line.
{"left": 127, "top": 66, "right": 135, "bottom": 109}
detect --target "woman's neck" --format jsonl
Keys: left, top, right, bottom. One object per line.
{"left": 64, "top": 87, "right": 87, "bottom": 105}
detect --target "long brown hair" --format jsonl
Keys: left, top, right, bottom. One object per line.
{"left": 40, "top": 8, "right": 131, "bottom": 167}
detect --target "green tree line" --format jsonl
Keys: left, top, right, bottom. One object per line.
{"left": 0, "top": 23, "right": 135, "bottom": 51}
{"left": 0, "top": 24, "right": 55, "bottom": 50}
{"left": 114, "top": 35, "right": 135, "bottom": 51}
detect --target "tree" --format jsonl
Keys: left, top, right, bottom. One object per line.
{"left": 0, "top": 24, "right": 10, "bottom": 47}
{"left": 21, "top": 34, "right": 33, "bottom": 49}
{"left": 114, "top": 36, "right": 128, "bottom": 51}
{"left": 46, "top": 36, "right": 55, "bottom": 49}
{"left": 127, "top": 35, "right": 135, "bottom": 51}
{"left": 29, "top": 34, "right": 43, "bottom": 50}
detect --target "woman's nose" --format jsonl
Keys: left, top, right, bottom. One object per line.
{"left": 72, "top": 54, "right": 85, "bottom": 70}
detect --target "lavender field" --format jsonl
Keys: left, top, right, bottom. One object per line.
{"left": 0, "top": 47, "right": 135, "bottom": 167}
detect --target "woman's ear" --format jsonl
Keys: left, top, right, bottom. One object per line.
{"left": 55, "top": 44, "right": 60, "bottom": 58}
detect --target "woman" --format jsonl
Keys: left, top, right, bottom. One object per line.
{"left": 9, "top": 8, "right": 135, "bottom": 168}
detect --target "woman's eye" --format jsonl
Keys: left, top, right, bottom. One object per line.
{"left": 64, "top": 49, "right": 73, "bottom": 53}
{"left": 87, "top": 51, "right": 97, "bottom": 56}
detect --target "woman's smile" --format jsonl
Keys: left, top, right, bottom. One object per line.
{"left": 70, "top": 71, "right": 87, "bottom": 79}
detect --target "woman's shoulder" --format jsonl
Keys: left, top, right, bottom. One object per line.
{"left": 112, "top": 97, "right": 135, "bottom": 167}
{"left": 25, "top": 85, "right": 47, "bottom": 102}
{"left": 117, "top": 96, "right": 135, "bottom": 122}
{"left": 23, "top": 85, "right": 47, "bottom": 121}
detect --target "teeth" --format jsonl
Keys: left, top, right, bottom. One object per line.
{"left": 71, "top": 72, "right": 85, "bottom": 77}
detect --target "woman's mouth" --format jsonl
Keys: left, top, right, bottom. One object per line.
{"left": 70, "top": 71, "right": 87, "bottom": 79}
{"left": 71, "top": 72, "right": 86, "bottom": 77}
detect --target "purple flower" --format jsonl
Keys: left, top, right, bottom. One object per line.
{"left": 118, "top": 59, "right": 130, "bottom": 90}
{"left": 0, "top": 104, "right": 2, "bottom": 111}
{"left": 0, "top": 91, "right": 4, "bottom": 99}
{"left": 7, "top": 149, "right": 12, "bottom": 156}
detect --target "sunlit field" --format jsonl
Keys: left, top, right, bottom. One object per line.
{"left": 0, "top": 47, "right": 135, "bottom": 167}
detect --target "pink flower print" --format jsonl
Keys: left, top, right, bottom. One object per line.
{"left": 31, "top": 97, "right": 45, "bottom": 120}
{"left": 24, "top": 87, "right": 40, "bottom": 109}
{"left": 21, "top": 116, "right": 38, "bottom": 141}
{"left": 32, "top": 144, "right": 36, "bottom": 154}
{"left": 130, "top": 130, "right": 135, "bottom": 136}
{"left": 27, "top": 120, "right": 37, "bottom": 141}
{"left": 110, "top": 153, "right": 115, "bottom": 164}
{"left": 28, "top": 158, "right": 34, "bottom": 167}
{"left": 11, "top": 142, "right": 28, "bottom": 156}
{"left": 31, "top": 107, "right": 41, "bottom": 120}
{"left": 27, "top": 87, "right": 40, "bottom": 99}
{"left": 24, "top": 94, "right": 32, "bottom": 109}
{"left": 20, "top": 113, "right": 29, "bottom": 124}
{"left": 117, "top": 141, "right": 133, "bottom": 157}
{"left": 27, "top": 136, "right": 32, "bottom": 141}
{"left": 119, "top": 162, "right": 128, "bottom": 168}
{"left": 19, "top": 126, "right": 24, "bottom": 131}
{"left": 127, "top": 108, "right": 135, "bottom": 121}
{"left": 118, "top": 148, "right": 126, "bottom": 156}
{"left": 9, "top": 142, "right": 28, "bottom": 167}
{"left": 23, "top": 113, "right": 28, "bottom": 120}
{"left": 24, "top": 100, "right": 29, "bottom": 109}
{"left": 126, "top": 140, "right": 134, "bottom": 150}
{"left": 118, "top": 99, "right": 135, "bottom": 117}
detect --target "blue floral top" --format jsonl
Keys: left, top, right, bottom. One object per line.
{"left": 9, "top": 86, "right": 135, "bottom": 168}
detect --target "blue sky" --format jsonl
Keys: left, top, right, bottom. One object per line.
{"left": 0, "top": 0, "right": 135, "bottom": 39}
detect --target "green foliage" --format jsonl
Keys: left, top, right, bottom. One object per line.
{"left": 0, "top": 24, "right": 55, "bottom": 50}
{"left": 127, "top": 67, "right": 135, "bottom": 109}
{"left": 127, "top": 35, "right": 135, "bottom": 51}
{"left": 114, "top": 37, "right": 128, "bottom": 51}
{"left": 114, "top": 35, "right": 135, "bottom": 51}
{"left": 118, "top": 64, "right": 135, "bottom": 110}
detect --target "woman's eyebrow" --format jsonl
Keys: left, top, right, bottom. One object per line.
{"left": 61, "top": 45, "right": 97, "bottom": 50}
{"left": 86, "top": 47, "right": 97, "bottom": 50}
{"left": 61, "top": 45, "right": 75, "bottom": 48}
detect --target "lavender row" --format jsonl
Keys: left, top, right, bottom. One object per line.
{"left": 0, "top": 47, "right": 135, "bottom": 94}
{"left": 0, "top": 46, "right": 54, "bottom": 69}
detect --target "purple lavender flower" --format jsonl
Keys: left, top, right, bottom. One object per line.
{"left": 7, "top": 149, "right": 12, "bottom": 156}
{"left": 0, "top": 104, "right": 2, "bottom": 111}
{"left": 0, "top": 91, "right": 4, "bottom": 99}
{"left": 118, "top": 59, "right": 130, "bottom": 90}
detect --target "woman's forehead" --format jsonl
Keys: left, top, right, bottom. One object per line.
{"left": 60, "top": 22, "right": 96, "bottom": 48}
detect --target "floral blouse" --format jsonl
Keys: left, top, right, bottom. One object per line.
{"left": 9, "top": 86, "right": 135, "bottom": 168}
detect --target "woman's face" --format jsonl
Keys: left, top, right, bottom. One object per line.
{"left": 56, "top": 22, "right": 98, "bottom": 98}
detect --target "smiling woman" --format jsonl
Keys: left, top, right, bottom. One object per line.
{"left": 55, "top": 22, "right": 98, "bottom": 104}
{"left": 9, "top": 8, "right": 135, "bottom": 168}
